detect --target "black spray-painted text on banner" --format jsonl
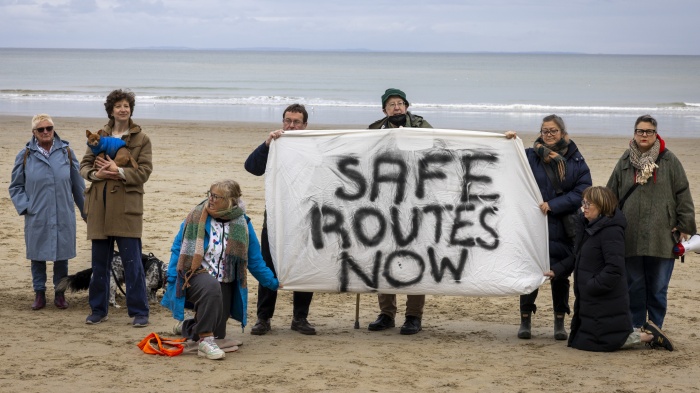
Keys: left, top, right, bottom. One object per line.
{"left": 307, "top": 148, "right": 502, "bottom": 292}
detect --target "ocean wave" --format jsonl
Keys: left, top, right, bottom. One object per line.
{"left": 2, "top": 90, "right": 700, "bottom": 114}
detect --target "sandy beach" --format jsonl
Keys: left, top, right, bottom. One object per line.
{"left": 1, "top": 114, "right": 698, "bottom": 393}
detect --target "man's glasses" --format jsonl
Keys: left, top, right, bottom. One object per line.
{"left": 634, "top": 129, "right": 656, "bottom": 137}
{"left": 283, "top": 118, "right": 304, "bottom": 126}
{"left": 206, "top": 190, "right": 224, "bottom": 201}
{"left": 34, "top": 126, "right": 54, "bottom": 133}
{"left": 540, "top": 128, "right": 560, "bottom": 136}
{"left": 581, "top": 200, "right": 593, "bottom": 209}
{"left": 386, "top": 102, "right": 406, "bottom": 109}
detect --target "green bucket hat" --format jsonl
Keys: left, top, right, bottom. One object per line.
{"left": 381, "top": 88, "right": 409, "bottom": 108}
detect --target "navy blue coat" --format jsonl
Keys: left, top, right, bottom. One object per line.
{"left": 553, "top": 209, "right": 632, "bottom": 352}
{"left": 526, "top": 140, "right": 592, "bottom": 266}
{"left": 244, "top": 142, "right": 269, "bottom": 176}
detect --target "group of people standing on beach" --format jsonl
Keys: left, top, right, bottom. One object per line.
{"left": 9, "top": 87, "right": 695, "bottom": 360}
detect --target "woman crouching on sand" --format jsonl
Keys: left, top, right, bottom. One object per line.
{"left": 545, "top": 186, "right": 674, "bottom": 352}
{"left": 161, "top": 180, "right": 281, "bottom": 360}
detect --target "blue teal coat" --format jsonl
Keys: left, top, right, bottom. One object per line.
{"left": 9, "top": 134, "right": 86, "bottom": 261}
{"left": 160, "top": 215, "right": 279, "bottom": 328}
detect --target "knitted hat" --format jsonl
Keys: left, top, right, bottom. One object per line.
{"left": 381, "top": 88, "right": 409, "bottom": 108}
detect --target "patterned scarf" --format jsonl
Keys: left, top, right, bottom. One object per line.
{"left": 533, "top": 135, "right": 570, "bottom": 189}
{"left": 629, "top": 138, "right": 660, "bottom": 185}
{"left": 176, "top": 200, "right": 248, "bottom": 296}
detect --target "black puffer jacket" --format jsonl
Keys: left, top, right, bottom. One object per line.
{"left": 553, "top": 208, "right": 632, "bottom": 352}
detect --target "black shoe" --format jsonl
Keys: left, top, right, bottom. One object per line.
{"left": 368, "top": 314, "right": 395, "bottom": 331}
{"left": 251, "top": 318, "right": 271, "bottom": 335}
{"left": 643, "top": 321, "right": 674, "bottom": 351}
{"left": 291, "top": 318, "right": 317, "bottom": 335}
{"left": 400, "top": 316, "right": 422, "bottom": 335}
{"left": 518, "top": 312, "right": 532, "bottom": 339}
{"left": 554, "top": 313, "right": 568, "bottom": 341}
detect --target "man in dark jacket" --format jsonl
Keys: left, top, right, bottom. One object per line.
{"left": 367, "top": 88, "right": 432, "bottom": 335}
{"left": 244, "top": 103, "right": 316, "bottom": 336}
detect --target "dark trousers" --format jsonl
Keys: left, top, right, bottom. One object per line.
{"left": 181, "top": 273, "right": 235, "bottom": 340}
{"left": 89, "top": 237, "right": 149, "bottom": 318}
{"left": 520, "top": 275, "right": 570, "bottom": 314}
{"left": 256, "top": 227, "right": 313, "bottom": 320}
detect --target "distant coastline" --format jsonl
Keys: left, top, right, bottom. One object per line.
{"left": 0, "top": 46, "right": 653, "bottom": 56}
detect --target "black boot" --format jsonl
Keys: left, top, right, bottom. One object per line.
{"left": 554, "top": 313, "right": 568, "bottom": 340}
{"left": 517, "top": 311, "right": 532, "bottom": 339}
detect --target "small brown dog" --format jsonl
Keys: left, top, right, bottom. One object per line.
{"left": 86, "top": 129, "right": 138, "bottom": 169}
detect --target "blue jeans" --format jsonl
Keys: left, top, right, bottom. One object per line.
{"left": 31, "top": 260, "right": 68, "bottom": 292}
{"left": 88, "top": 237, "right": 149, "bottom": 318}
{"left": 626, "top": 256, "right": 675, "bottom": 328}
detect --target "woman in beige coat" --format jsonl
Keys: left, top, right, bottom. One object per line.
{"left": 80, "top": 89, "right": 153, "bottom": 327}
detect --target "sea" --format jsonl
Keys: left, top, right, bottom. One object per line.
{"left": 1, "top": 48, "right": 699, "bottom": 137}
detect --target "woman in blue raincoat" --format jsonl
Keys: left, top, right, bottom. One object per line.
{"left": 9, "top": 114, "right": 85, "bottom": 310}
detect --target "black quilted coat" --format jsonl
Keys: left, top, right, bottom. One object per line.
{"left": 553, "top": 209, "right": 632, "bottom": 352}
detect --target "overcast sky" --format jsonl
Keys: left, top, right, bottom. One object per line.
{"left": 1, "top": 0, "right": 697, "bottom": 55}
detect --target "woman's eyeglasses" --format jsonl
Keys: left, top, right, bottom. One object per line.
{"left": 34, "top": 126, "right": 54, "bottom": 133}
{"left": 540, "top": 128, "right": 560, "bottom": 136}
{"left": 634, "top": 129, "right": 656, "bottom": 136}
{"left": 581, "top": 200, "right": 593, "bottom": 209}
{"left": 206, "top": 190, "right": 224, "bottom": 201}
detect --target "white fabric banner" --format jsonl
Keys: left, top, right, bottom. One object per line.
{"left": 265, "top": 129, "right": 548, "bottom": 296}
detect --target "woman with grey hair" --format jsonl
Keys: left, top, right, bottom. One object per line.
{"left": 9, "top": 114, "right": 85, "bottom": 310}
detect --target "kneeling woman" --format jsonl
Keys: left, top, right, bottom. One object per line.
{"left": 162, "top": 180, "right": 280, "bottom": 360}
{"left": 545, "top": 186, "right": 674, "bottom": 352}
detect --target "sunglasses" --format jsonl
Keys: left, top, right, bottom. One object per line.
{"left": 34, "top": 126, "right": 54, "bottom": 133}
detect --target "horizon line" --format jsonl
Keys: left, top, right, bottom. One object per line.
{"left": 1, "top": 46, "right": 698, "bottom": 57}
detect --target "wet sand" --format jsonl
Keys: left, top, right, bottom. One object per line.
{"left": 1, "top": 115, "right": 698, "bottom": 392}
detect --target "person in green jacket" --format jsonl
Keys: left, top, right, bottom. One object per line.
{"left": 367, "top": 88, "right": 431, "bottom": 335}
{"left": 607, "top": 114, "right": 696, "bottom": 330}
{"left": 368, "top": 88, "right": 432, "bottom": 130}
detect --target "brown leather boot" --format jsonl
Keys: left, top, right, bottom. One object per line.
{"left": 54, "top": 292, "right": 69, "bottom": 309}
{"left": 32, "top": 291, "right": 46, "bottom": 310}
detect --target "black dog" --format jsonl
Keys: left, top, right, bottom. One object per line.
{"left": 56, "top": 252, "right": 167, "bottom": 307}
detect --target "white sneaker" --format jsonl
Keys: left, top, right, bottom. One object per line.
{"left": 198, "top": 337, "right": 225, "bottom": 360}
{"left": 173, "top": 320, "right": 183, "bottom": 335}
